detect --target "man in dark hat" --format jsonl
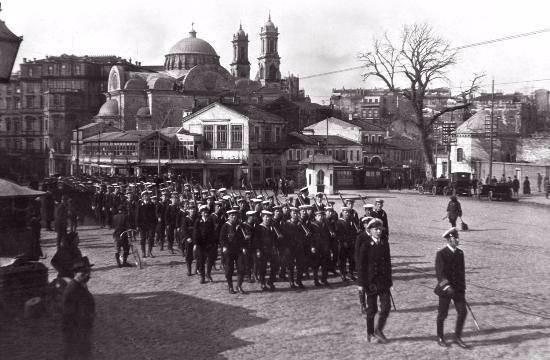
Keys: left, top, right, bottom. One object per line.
{"left": 435, "top": 228, "right": 469, "bottom": 349}
{"left": 62, "top": 257, "right": 95, "bottom": 360}
{"left": 356, "top": 218, "right": 393, "bottom": 344}
{"left": 371, "top": 198, "right": 389, "bottom": 238}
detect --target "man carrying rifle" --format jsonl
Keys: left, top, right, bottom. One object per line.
{"left": 325, "top": 206, "right": 339, "bottom": 276}
{"left": 179, "top": 205, "right": 196, "bottom": 276}
{"left": 371, "top": 199, "right": 389, "bottom": 238}
{"left": 241, "top": 211, "right": 257, "bottom": 283}
{"left": 295, "top": 187, "right": 311, "bottom": 208}
{"left": 165, "top": 193, "right": 179, "bottom": 254}
{"left": 336, "top": 207, "right": 358, "bottom": 281}
{"left": 219, "top": 210, "right": 247, "bottom": 294}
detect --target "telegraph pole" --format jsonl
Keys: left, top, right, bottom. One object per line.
{"left": 489, "top": 79, "right": 495, "bottom": 181}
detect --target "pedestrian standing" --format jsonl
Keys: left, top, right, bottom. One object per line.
{"left": 512, "top": 176, "right": 520, "bottom": 198}
{"left": 445, "top": 196, "right": 462, "bottom": 228}
{"left": 435, "top": 228, "right": 470, "bottom": 349}
{"left": 356, "top": 218, "right": 393, "bottom": 344}
{"left": 309, "top": 210, "right": 331, "bottom": 287}
{"left": 41, "top": 188, "right": 55, "bottom": 231}
{"left": 62, "top": 257, "right": 95, "bottom": 360}
{"left": 55, "top": 195, "right": 69, "bottom": 248}
{"left": 254, "top": 211, "right": 278, "bottom": 291}
{"left": 193, "top": 205, "right": 217, "bottom": 284}
{"left": 523, "top": 176, "right": 531, "bottom": 195}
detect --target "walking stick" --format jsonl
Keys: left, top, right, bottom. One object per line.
{"left": 390, "top": 291, "right": 397, "bottom": 311}
{"left": 465, "top": 300, "right": 481, "bottom": 331}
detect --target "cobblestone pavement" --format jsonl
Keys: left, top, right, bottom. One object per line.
{"left": 1, "top": 191, "right": 549, "bottom": 360}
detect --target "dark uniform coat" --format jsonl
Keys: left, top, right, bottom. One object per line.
{"left": 356, "top": 233, "right": 392, "bottom": 295}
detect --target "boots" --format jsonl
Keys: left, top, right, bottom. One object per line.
{"left": 115, "top": 253, "right": 121, "bottom": 267}
{"left": 121, "top": 254, "right": 132, "bottom": 267}
{"left": 358, "top": 289, "right": 367, "bottom": 314}
{"left": 187, "top": 263, "right": 193, "bottom": 276}
{"left": 437, "top": 321, "right": 449, "bottom": 347}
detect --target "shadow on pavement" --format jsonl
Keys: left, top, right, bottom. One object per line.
{"left": 395, "top": 301, "right": 507, "bottom": 313}
{"left": 1, "top": 290, "right": 268, "bottom": 360}
{"left": 389, "top": 324, "right": 550, "bottom": 345}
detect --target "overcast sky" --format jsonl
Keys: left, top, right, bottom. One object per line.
{"left": 4, "top": 0, "right": 550, "bottom": 103}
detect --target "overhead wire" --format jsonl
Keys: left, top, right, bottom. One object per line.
{"left": 300, "top": 27, "right": 550, "bottom": 80}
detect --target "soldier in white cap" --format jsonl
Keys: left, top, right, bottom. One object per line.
{"left": 356, "top": 218, "right": 393, "bottom": 344}
{"left": 294, "top": 186, "right": 311, "bottom": 208}
{"left": 254, "top": 210, "right": 278, "bottom": 291}
{"left": 193, "top": 205, "right": 217, "bottom": 284}
{"left": 219, "top": 209, "right": 247, "bottom": 294}
{"left": 435, "top": 228, "right": 469, "bottom": 349}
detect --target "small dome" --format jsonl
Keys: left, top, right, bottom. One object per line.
{"left": 98, "top": 99, "right": 119, "bottom": 116}
{"left": 136, "top": 107, "right": 151, "bottom": 117}
{"left": 167, "top": 29, "right": 218, "bottom": 56}
{"left": 124, "top": 78, "right": 147, "bottom": 90}
{"left": 148, "top": 77, "right": 174, "bottom": 90}
{"left": 263, "top": 14, "right": 277, "bottom": 32}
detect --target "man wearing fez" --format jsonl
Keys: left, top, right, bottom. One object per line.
{"left": 62, "top": 257, "right": 95, "bottom": 360}
{"left": 356, "top": 218, "right": 393, "bottom": 344}
{"left": 435, "top": 228, "right": 470, "bottom": 349}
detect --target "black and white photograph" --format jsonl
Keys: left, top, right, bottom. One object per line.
{"left": 0, "top": 0, "right": 549, "bottom": 359}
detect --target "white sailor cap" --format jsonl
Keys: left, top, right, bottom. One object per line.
{"left": 361, "top": 216, "right": 374, "bottom": 224}
{"left": 442, "top": 227, "right": 459, "bottom": 239}
{"left": 246, "top": 211, "right": 257, "bottom": 217}
{"left": 198, "top": 205, "right": 209, "bottom": 212}
{"left": 366, "top": 218, "right": 383, "bottom": 229}
{"left": 261, "top": 210, "right": 273, "bottom": 216}
{"left": 218, "top": 188, "right": 227, "bottom": 193}
{"left": 226, "top": 209, "right": 238, "bottom": 215}
{"left": 363, "top": 203, "right": 374, "bottom": 209}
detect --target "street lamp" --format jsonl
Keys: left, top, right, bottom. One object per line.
{"left": 0, "top": 3, "right": 23, "bottom": 83}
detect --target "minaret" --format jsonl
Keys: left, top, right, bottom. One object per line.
{"left": 257, "top": 13, "right": 281, "bottom": 84}
{"left": 230, "top": 23, "right": 250, "bottom": 79}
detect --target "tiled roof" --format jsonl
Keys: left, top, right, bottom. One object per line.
{"left": 384, "top": 135, "right": 421, "bottom": 150}
{"left": 288, "top": 131, "right": 361, "bottom": 146}
{"left": 299, "top": 154, "right": 342, "bottom": 165}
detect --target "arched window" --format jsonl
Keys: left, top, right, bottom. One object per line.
{"left": 317, "top": 169, "right": 325, "bottom": 185}
{"left": 457, "top": 148, "right": 464, "bottom": 162}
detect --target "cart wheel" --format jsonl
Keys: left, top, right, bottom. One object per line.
{"left": 488, "top": 191, "right": 494, "bottom": 201}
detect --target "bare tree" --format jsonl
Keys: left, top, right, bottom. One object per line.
{"left": 359, "top": 23, "right": 482, "bottom": 178}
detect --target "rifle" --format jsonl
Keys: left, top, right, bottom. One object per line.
{"left": 249, "top": 183, "right": 258, "bottom": 198}
{"left": 274, "top": 194, "right": 281, "bottom": 205}
{"left": 208, "top": 181, "right": 217, "bottom": 200}
{"left": 360, "top": 195, "right": 367, "bottom": 205}
{"left": 465, "top": 300, "right": 481, "bottom": 331}
{"left": 311, "top": 194, "right": 320, "bottom": 212}
{"left": 338, "top": 192, "right": 347, "bottom": 207}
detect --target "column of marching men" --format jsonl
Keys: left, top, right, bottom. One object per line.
{"left": 93, "top": 183, "right": 388, "bottom": 294}
{"left": 90, "top": 179, "right": 471, "bottom": 347}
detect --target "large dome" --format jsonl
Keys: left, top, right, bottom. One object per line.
{"left": 167, "top": 29, "right": 217, "bottom": 56}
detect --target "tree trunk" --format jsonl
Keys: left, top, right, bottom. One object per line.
{"left": 418, "top": 124, "right": 436, "bottom": 180}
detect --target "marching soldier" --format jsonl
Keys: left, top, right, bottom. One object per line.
{"left": 272, "top": 206, "right": 285, "bottom": 280}
{"left": 104, "top": 186, "right": 115, "bottom": 229}
{"left": 92, "top": 185, "right": 105, "bottom": 228}
{"left": 294, "top": 187, "right": 311, "bottom": 208}
{"left": 137, "top": 191, "right": 157, "bottom": 258}
{"left": 371, "top": 198, "right": 389, "bottom": 238}
{"left": 284, "top": 207, "right": 307, "bottom": 289}
{"left": 254, "top": 210, "right": 278, "bottom": 291}
{"left": 165, "top": 193, "right": 179, "bottom": 254}
{"left": 219, "top": 210, "right": 247, "bottom": 294}
{"left": 155, "top": 193, "right": 167, "bottom": 251}
{"left": 340, "top": 198, "right": 360, "bottom": 225}
{"left": 355, "top": 216, "right": 374, "bottom": 315}
{"left": 309, "top": 210, "right": 331, "bottom": 287}
{"left": 241, "top": 211, "right": 257, "bottom": 283}
{"left": 336, "top": 207, "right": 358, "bottom": 281}
{"left": 179, "top": 205, "right": 196, "bottom": 276}
{"left": 325, "top": 206, "right": 339, "bottom": 275}
{"left": 112, "top": 205, "right": 132, "bottom": 267}
{"left": 356, "top": 218, "right": 393, "bottom": 344}
{"left": 435, "top": 228, "right": 470, "bottom": 349}
{"left": 193, "top": 205, "right": 217, "bottom": 283}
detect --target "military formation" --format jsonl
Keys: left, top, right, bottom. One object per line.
{"left": 82, "top": 178, "right": 470, "bottom": 348}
